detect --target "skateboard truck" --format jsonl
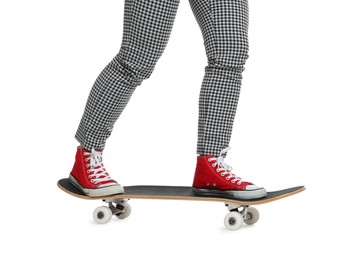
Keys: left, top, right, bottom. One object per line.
{"left": 93, "top": 199, "right": 259, "bottom": 231}
{"left": 92, "top": 199, "right": 132, "bottom": 224}
{"left": 224, "top": 203, "right": 260, "bottom": 230}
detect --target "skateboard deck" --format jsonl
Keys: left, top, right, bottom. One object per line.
{"left": 58, "top": 178, "right": 305, "bottom": 230}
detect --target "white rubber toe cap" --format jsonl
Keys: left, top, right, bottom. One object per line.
{"left": 246, "top": 185, "right": 263, "bottom": 191}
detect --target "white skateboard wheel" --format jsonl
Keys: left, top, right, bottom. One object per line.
{"left": 93, "top": 206, "right": 112, "bottom": 224}
{"left": 224, "top": 211, "right": 243, "bottom": 231}
{"left": 115, "top": 203, "right": 131, "bottom": 219}
{"left": 244, "top": 207, "right": 259, "bottom": 225}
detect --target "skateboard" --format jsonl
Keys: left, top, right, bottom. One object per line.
{"left": 57, "top": 178, "right": 305, "bottom": 231}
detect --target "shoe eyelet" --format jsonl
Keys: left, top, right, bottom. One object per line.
{"left": 90, "top": 179, "right": 95, "bottom": 183}
{"left": 231, "top": 180, "right": 236, "bottom": 184}
{"left": 221, "top": 173, "right": 225, "bottom": 176}
{"left": 208, "top": 158, "right": 212, "bottom": 162}
{"left": 212, "top": 163, "right": 216, "bottom": 167}
{"left": 86, "top": 164, "right": 90, "bottom": 167}
{"left": 226, "top": 177, "right": 230, "bottom": 180}
{"left": 87, "top": 170, "right": 91, "bottom": 173}
{"left": 216, "top": 169, "right": 220, "bottom": 172}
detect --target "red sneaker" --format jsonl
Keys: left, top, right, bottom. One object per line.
{"left": 192, "top": 147, "right": 266, "bottom": 199}
{"left": 69, "top": 146, "right": 124, "bottom": 197}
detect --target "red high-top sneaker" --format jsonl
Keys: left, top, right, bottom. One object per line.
{"left": 69, "top": 146, "right": 124, "bottom": 197}
{"left": 192, "top": 147, "right": 266, "bottom": 199}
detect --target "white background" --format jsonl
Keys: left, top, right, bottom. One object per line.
{"left": 1, "top": 0, "right": 346, "bottom": 259}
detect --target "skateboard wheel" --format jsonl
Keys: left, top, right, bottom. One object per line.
{"left": 224, "top": 211, "right": 243, "bottom": 231}
{"left": 244, "top": 207, "right": 259, "bottom": 225}
{"left": 93, "top": 206, "right": 112, "bottom": 224}
{"left": 115, "top": 203, "right": 131, "bottom": 219}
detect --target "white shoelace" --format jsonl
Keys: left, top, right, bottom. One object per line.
{"left": 208, "top": 147, "right": 244, "bottom": 185}
{"left": 84, "top": 149, "right": 111, "bottom": 184}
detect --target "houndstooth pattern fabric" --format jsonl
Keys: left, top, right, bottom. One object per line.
{"left": 75, "top": 0, "right": 249, "bottom": 156}
{"left": 189, "top": 0, "right": 249, "bottom": 156}
{"left": 75, "top": 0, "right": 180, "bottom": 150}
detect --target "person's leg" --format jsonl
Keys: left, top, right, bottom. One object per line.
{"left": 76, "top": 0, "right": 180, "bottom": 151}
{"left": 189, "top": 0, "right": 249, "bottom": 157}
{"left": 189, "top": 0, "right": 266, "bottom": 199}
{"left": 70, "top": 0, "right": 180, "bottom": 197}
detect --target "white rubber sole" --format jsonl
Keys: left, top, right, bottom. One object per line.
{"left": 192, "top": 187, "right": 267, "bottom": 200}
{"left": 69, "top": 174, "right": 124, "bottom": 197}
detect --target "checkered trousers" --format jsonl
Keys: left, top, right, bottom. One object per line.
{"left": 75, "top": 0, "right": 249, "bottom": 157}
